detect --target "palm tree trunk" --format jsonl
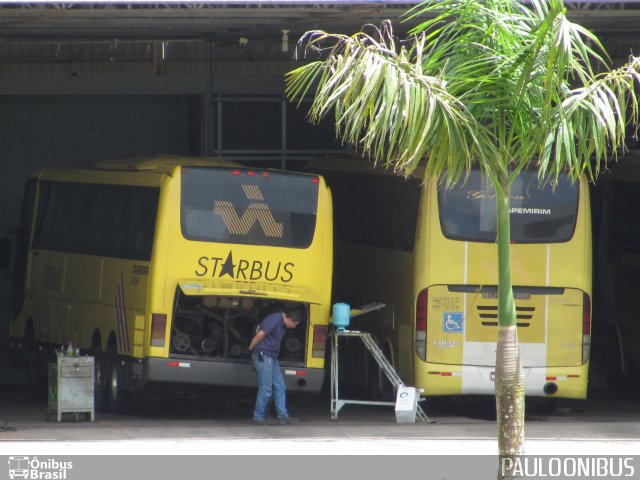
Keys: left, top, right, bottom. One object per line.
{"left": 495, "top": 184, "right": 525, "bottom": 478}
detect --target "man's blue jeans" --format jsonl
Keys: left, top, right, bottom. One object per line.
{"left": 252, "top": 353, "right": 289, "bottom": 421}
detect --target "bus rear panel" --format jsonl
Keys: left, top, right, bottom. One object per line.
{"left": 144, "top": 165, "right": 333, "bottom": 393}
{"left": 416, "top": 169, "right": 591, "bottom": 399}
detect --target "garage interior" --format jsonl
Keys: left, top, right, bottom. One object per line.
{"left": 1, "top": 0, "right": 640, "bottom": 400}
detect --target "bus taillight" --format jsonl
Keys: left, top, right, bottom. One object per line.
{"left": 582, "top": 293, "right": 591, "bottom": 364}
{"left": 416, "top": 289, "right": 428, "bottom": 361}
{"left": 151, "top": 313, "right": 167, "bottom": 347}
{"left": 312, "top": 325, "right": 328, "bottom": 358}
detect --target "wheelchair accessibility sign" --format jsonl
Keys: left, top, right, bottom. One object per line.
{"left": 443, "top": 312, "right": 464, "bottom": 333}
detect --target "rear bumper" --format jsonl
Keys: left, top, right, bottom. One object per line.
{"left": 140, "top": 357, "right": 324, "bottom": 393}
{"left": 416, "top": 363, "right": 589, "bottom": 399}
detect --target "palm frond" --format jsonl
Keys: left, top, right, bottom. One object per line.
{"left": 540, "top": 59, "right": 640, "bottom": 183}
{"left": 286, "top": 24, "right": 498, "bottom": 184}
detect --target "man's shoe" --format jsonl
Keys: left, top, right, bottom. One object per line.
{"left": 277, "top": 416, "right": 299, "bottom": 425}
{"left": 253, "top": 418, "right": 269, "bottom": 425}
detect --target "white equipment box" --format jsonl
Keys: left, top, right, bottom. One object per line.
{"left": 394, "top": 386, "right": 419, "bottom": 424}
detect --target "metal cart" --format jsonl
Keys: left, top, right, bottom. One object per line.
{"left": 330, "top": 329, "right": 430, "bottom": 423}
{"left": 47, "top": 355, "right": 95, "bottom": 422}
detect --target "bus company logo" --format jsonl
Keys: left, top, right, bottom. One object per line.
{"left": 132, "top": 265, "right": 149, "bottom": 276}
{"left": 482, "top": 291, "right": 530, "bottom": 300}
{"left": 467, "top": 190, "right": 525, "bottom": 201}
{"left": 433, "top": 339, "right": 458, "bottom": 349}
{"left": 8, "top": 456, "right": 73, "bottom": 480}
{"left": 213, "top": 184, "right": 284, "bottom": 238}
{"left": 195, "top": 250, "right": 294, "bottom": 283}
{"left": 42, "top": 263, "right": 63, "bottom": 291}
{"left": 509, "top": 207, "right": 552, "bottom": 216}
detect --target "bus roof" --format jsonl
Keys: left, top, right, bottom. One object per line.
{"left": 30, "top": 155, "right": 246, "bottom": 185}
{"left": 307, "top": 155, "right": 424, "bottom": 179}
{"left": 308, "top": 155, "right": 590, "bottom": 186}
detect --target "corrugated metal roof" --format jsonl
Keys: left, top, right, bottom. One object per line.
{"left": 0, "top": 1, "right": 639, "bottom": 41}
{"left": 0, "top": 2, "right": 416, "bottom": 40}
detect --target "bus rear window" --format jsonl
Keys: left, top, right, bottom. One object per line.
{"left": 438, "top": 170, "right": 579, "bottom": 243}
{"left": 181, "top": 167, "right": 319, "bottom": 248}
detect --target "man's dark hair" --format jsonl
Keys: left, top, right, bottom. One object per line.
{"left": 286, "top": 308, "right": 305, "bottom": 324}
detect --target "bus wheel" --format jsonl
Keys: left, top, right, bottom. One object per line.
{"left": 92, "top": 343, "right": 107, "bottom": 413}
{"left": 106, "top": 343, "right": 134, "bottom": 414}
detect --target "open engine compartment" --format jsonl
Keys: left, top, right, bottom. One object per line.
{"left": 170, "top": 289, "right": 308, "bottom": 364}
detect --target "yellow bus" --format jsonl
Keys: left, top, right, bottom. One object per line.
{"left": 9, "top": 155, "right": 333, "bottom": 412}
{"left": 310, "top": 156, "right": 591, "bottom": 400}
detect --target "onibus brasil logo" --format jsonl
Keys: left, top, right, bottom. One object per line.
{"left": 8, "top": 456, "right": 73, "bottom": 479}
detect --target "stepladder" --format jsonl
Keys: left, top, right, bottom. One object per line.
{"left": 329, "top": 329, "right": 430, "bottom": 423}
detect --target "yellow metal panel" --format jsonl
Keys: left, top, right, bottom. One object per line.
{"left": 425, "top": 285, "right": 464, "bottom": 365}
{"left": 546, "top": 288, "right": 584, "bottom": 367}
{"left": 134, "top": 330, "right": 144, "bottom": 347}
{"left": 135, "top": 313, "right": 145, "bottom": 331}
{"left": 133, "top": 312, "right": 145, "bottom": 348}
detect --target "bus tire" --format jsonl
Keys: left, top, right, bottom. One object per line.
{"left": 92, "top": 341, "right": 107, "bottom": 414}
{"left": 106, "top": 342, "right": 135, "bottom": 415}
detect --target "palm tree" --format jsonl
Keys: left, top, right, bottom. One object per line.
{"left": 286, "top": 0, "right": 640, "bottom": 465}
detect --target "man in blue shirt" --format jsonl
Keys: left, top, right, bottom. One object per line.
{"left": 249, "top": 307, "right": 303, "bottom": 425}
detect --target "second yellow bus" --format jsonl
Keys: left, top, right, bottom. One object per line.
{"left": 310, "top": 156, "right": 591, "bottom": 400}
